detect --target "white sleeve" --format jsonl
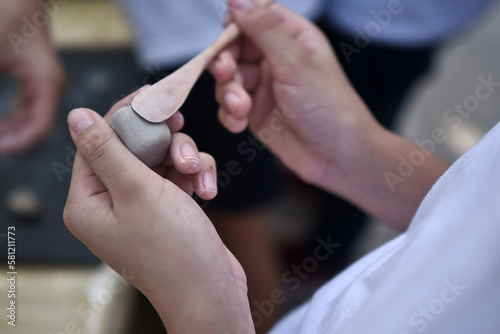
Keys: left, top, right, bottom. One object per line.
{"left": 271, "top": 121, "right": 500, "bottom": 334}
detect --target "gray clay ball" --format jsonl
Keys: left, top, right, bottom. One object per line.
{"left": 109, "top": 106, "right": 171, "bottom": 167}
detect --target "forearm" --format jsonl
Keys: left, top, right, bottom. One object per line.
{"left": 318, "top": 123, "right": 449, "bottom": 230}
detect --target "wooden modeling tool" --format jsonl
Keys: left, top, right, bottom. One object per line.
{"left": 109, "top": 0, "right": 273, "bottom": 166}
{"left": 131, "top": 23, "right": 241, "bottom": 123}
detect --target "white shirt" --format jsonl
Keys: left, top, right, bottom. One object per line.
{"left": 115, "top": 0, "right": 325, "bottom": 67}
{"left": 326, "top": 0, "right": 494, "bottom": 47}
{"left": 270, "top": 121, "right": 500, "bottom": 333}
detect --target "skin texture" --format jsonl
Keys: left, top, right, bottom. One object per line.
{"left": 0, "top": 0, "right": 65, "bottom": 155}
{"left": 64, "top": 0, "right": 450, "bottom": 332}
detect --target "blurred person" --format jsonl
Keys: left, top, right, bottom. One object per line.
{"left": 0, "top": 0, "right": 64, "bottom": 154}
{"left": 63, "top": 1, "right": 500, "bottom": 333}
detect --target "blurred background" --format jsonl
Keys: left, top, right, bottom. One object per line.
{"left": 0, "top": 0, "right": 499, "bottom": 333}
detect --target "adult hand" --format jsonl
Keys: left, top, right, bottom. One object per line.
{"left": 0, "top": 0, "right": 65, "bottom": 154}
{"left": 63, "top": 89, "right": 254, "bottom": 334}
{"left": 210, "top": 0, "right": 449, "bottom": 229}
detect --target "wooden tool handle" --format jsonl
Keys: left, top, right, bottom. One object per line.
{"left": 206, "top": 23, "right": 241, "bottom": 59}
{"left": 131, "top": 0, "right": 275, "bottom": 123}
{"left": 205, "top": 0, "right": 274, "bottom": 60}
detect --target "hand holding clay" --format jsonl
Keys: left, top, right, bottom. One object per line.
{"left": 109, "top": 106, "right": 171, "bottom": 167}
{"left": 64, "top": 89, "right": 250, "bottom": 334}
{"left": 68, "top": 87, "right": 216, "bottom": 199}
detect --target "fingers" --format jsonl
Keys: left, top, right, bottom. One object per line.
{"left": 229, "top": 1, "right": 306, "bottom": 74}
{"left": 210, "top": 49, "right": 239, "bottom": 84}
{"left": 168, "top": 133, "right": 202, "bottom": 175}
{"left": 210, "top": 1, "right": 311, "bottom": 135}
{"left": 214, "top": 61, "right": 275, "bottom": 133}
{"left": 69, "top": 106, "right": 217, "bottom": 204}
{"left": 0, "top": 118, "right": 52, "bottom": 154}
{"left": 64, "top": 152, "right": 112, "bottom": 239}
{"left": 0, "top": 69, "right": 57, "bottom": 154}
{"left": 166, "top": 111, "right": 184, "bottom": 133}
{"left": 67, "top": 108, "right": 151, "bottom": 203}
{"left": 154, "top": 132, "right": 218, "bottom": 200}
{"left": 217, "top": 106, "right": 249, "bottom": 134}
{"left": 215, "top": 81, "right": 251, "bottom": 133}
{"left": 212, "top": 62, "right": 259, "bottom": 133}
{"left": 193, "top": 153, "right": 217, "bottom": 200}
{"left": 15, "top": 83, "right": 57, "bottom": 148}
{"left": 216, "top": 80, "right": 252, "bottom": 118}
{"left": 0, "top": 111, "right": 30, "bottom": 154}
{"left": 161, "top": 152, "right": 217, "bottom": 200}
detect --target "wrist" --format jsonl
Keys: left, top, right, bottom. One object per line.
{"left": 146, "top": 276, "right": 253, "bottom": 334}
{"left": 309, "top": 110, "right": 384, "bottom": 196}
{"left": 317, "top": 116, "right": 448, "bottom": 229}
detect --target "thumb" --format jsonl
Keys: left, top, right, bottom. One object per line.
{"left": 229, "top": 0, "right": 306, "bottom": 70}
{"left": 67, "top": 108, "right": 150, "bottom": 202}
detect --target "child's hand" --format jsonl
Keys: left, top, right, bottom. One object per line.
{"left": 210, "top": 1, "right": 376, "bottom": 186}
{"left": 63, "top": 89, "right": 253, "bottom": 333}
{"left": 210, "top": 0, "right": 448, "bottom": 229}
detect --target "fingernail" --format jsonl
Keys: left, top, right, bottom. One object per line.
{"left": 180, "top": 143, "right": 201, "bottom": 172}
{"left": 230, "top": 0, "right": 257, "bottom": 11}
{"left": 224, "top": 92, "right": 240, "bottom": 114}
{"left": 180, "top": 143, "right": 198, "bottom": 160}
{"left": 203, "top": 172, "right": 217, "bottom": 193}
{"left": 68, "top": 109, "right": 95, "bottom": 135}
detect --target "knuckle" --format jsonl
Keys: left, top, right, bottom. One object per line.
{"left": 78, "top": 126, "right": 113, "bottom": 166}
{"left": 115, "top": 172, "right": 150, "bottom": 204}
{"left": 252, "top": 9, "right": 279, "bottom": 35}
{"left": 62, "top": 200, "right": 78, "bottom": 235}
{"left": 201, "top": 152, "right": 217, "bottom": 170}
{"left": 63, "top": 200, "right": 91, "bottom": 240}
{"left": 62, "top": 202, "right": 72, "bottom": 226}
